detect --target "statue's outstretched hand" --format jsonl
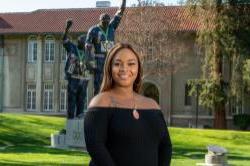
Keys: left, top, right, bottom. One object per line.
{"left": 66, "top": 19, "right": 73, "bottom": 29}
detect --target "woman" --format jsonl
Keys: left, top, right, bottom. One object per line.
{"left": 84, "top": 43, "right": 172, "bottom": 166}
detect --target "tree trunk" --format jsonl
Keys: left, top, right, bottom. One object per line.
{"left": 213, "top": 41, "right": 227, "bottom": 129}
{"left": 214, "top": 102, "right": 227, "bottom": 129}
{"left": 211, "top": 0, "right": 227, "bottom": 129}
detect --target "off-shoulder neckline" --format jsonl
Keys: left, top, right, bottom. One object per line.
{"left": 88, "top": 106, "right": 161, "bottom": 112}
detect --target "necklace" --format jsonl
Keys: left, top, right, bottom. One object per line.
{"left": 98, "top": 25, "right": 109, "bottom": 41}
{"left": 110, "top": 91, "right": 140, "bottom": 120}
{"left": 98, "top": 25, "right": 111, "bottom": 52}
{"left": 132, "top": 92, "right": 139, "bottom": 120}
{"left": 76, "top": 49, "right": 85, "bottom": 67}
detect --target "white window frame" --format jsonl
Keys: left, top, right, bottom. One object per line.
{"left": 27, "top": 37, "right": 37, "bottom": 63}
{"left": 43, "top": 84, "right": 54, "bottom": 112}
{"left": 26, "top": 84, "right": 36, "bottom": 111}
{"left": 60, "top": 84, "right": 67, "bottom": 112}
{"left": 45, "top": 36, "right": 55, "bottom": 62}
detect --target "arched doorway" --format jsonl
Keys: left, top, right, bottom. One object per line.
{"left": 142, "top": 82, "right": 160, "bottom": 104}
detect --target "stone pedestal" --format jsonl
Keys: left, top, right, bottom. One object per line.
{"left": 66, "top": 119, "right": 85, "bottom": 148}
{"left": 197, "top": 145, "right": 229, "bottom": 166}
{"left": 51, "top": 118, "right": 85, "bottom": 149}
{"left": 205, "top": 153, "right": 227, "bottom": 165}
{"left": 51, "top": 133, "right": 66, "bottom": 148}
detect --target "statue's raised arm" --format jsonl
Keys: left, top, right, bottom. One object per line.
{"left": 62, "top": 18, "right": 90, "bottom": 119}
{"left": 116, "top": 0, "right": 126, "bottom": 17}
{"left": 85, "top": 0, "right": 126, "bottom": 95}
{"left": 63, "top": 19, "right": 73, "bottom": 41}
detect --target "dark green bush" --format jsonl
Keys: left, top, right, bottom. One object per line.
{"left": 233, "top": 114, "right": 250, "bottom": 130}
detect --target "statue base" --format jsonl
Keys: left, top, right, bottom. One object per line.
{"left": 51, "top": 118, "right": 86, "bottom": 149}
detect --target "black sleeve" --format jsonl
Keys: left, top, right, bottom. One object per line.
{"left": 84, "top": 108, "right": 116, "bottom": 166}
{"left": 63, "top": 39, "right": 72, "bottom": 53}
{"left": 158, "top": 112, "right": 172, "bottom": 166}
{"left": 110, "top": 14, "right": 122, "bottom": 30}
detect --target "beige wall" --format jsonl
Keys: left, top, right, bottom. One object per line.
{"left": 3, "top": 36, "right": 25, "bottom": 112}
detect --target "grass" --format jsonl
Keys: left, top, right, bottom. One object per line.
{"left": 1, "top": 113, "right": 250, "bottom": 166}
{"left": 170, "top": 128, "right": 250, "bottom": 166}
{"left": 0, "top": 113, "right": 90, "bottom": 166}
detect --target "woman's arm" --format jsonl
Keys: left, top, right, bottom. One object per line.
{"left": 84, "top": 107, "right": 116, "bottom": 166}
{"left": 158, "top": 112, "right": 172, "bottom": 166}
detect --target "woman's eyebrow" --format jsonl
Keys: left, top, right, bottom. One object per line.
{"left": 113, "top": 58, "right": 137, "bottom": 62}
{"left": 114, "top": 58, "right": 136, "bottom": 61}
{"left": 113, "top": 59, "right": 122, "bottom": 62}
{"left": 128, "top": 59, "right": 137, "bottom": 62}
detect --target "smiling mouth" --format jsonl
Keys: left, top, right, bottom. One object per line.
{"left": 118, "top": 74, "right": 130, "bottom": 80}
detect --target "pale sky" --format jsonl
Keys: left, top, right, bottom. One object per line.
{"left": 0, "top": 0, "right": 180, "bottom": 13}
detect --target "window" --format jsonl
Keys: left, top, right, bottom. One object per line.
{"left": 26, "top": 84, "right": 36, "bottom": 111}
{"left": 184, "top": 83, "right": 192, "bottom": 106}
{"left": 44, "top": 84, "right": 53, "bottom": 111}
{"left": 45, "top": 37, "right": 55, "bottom": 62}
{"left": 28, "top": 37, "right": 37, "bottom": 62}
{"left": 194, "top": 43, "right": 202, "bottom": 56}
{"left": 60, "top": 84, "right": 67, "bottom": 112}
{"left": 230, "top": 96, "right": 243, "bottom": 115}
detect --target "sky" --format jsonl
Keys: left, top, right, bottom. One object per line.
{"left": 0, "top": 0, "right": 180, "bottom": 13}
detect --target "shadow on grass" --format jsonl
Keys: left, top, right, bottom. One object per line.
{"left": 228, "top": 152, "right": 250, "bottom": 161}
{"left": 0, "top": 145, "right": 88, "bottom": 156}
{"left": 173, "top": 146, "right": 250, "bottom": 163}
{"left": 0, "top": 117, "right": 62, "bottom": 145}
{"left": 0, "top": 129, "right": 49, "bottom": 146}
{"left": 173, "top": 146, "right": 205, "bottom": 159}
{"left": 0, "top": 160, "right": 88, "bottom": 166}
{"left": 0, "top": 114, "right": 64, "bottom": 129}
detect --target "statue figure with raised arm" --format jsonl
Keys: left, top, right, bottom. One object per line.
{"left": 63, "top": 19, "right": 90, "bottom": 119}
{"left": 85, "top": 0, "right": 126, "bottom": 95}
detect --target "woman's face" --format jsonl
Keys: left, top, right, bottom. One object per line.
{"left": 111, "top": 48, "right": 139, "bottom": 89}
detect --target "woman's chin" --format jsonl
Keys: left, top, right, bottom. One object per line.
{"left": 115, "top": 81, "right": 133, "bottom": 88}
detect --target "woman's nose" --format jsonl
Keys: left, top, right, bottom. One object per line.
{"left": 119, "top": 64, "right": 128, "bottom": 71}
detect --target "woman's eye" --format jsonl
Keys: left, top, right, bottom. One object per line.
{"left": 128, "top": 63, "right": 136, "bottom": 66}
{"left": 113, "top": 62, "right": 120, "bottom": 66}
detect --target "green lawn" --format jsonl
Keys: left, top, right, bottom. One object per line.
{"left": 0, "top": 113, "right": 250, "bottom": 166}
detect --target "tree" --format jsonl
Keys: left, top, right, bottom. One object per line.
{"left": 117, "top": 1, "right": 194, "bottom": 78}
{"left": 243, "top": 60, "right": 250, "bottom": 93}
{"left": 187, "top": 0, "right": 250, "bottom": 129}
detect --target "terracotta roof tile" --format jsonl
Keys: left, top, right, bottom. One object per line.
{"left": 0, "top": 7, "right": 199, "bottom": 34}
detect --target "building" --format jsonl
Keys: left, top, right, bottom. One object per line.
{"left": 0, "top": 7, "right": 249, "bottom": 128}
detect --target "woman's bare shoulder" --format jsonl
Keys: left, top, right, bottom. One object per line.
{"left": 88, "top": 92, "right": 111, "bottom": 109}
{"left": 136, "top": 94, "right": 161, "bottom": 110}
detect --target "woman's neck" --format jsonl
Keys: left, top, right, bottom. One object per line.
{"left": 111, "top": 86, "right": 134, "bottom": 99}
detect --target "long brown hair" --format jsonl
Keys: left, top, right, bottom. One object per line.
{"left": 100, "top": 43, "right": 143, "bottom": 93}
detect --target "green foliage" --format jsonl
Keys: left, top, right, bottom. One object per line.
{"left": 233, "top": 114, "right": 250, "bottom": 130}
{"left": 186, "top": 0, "right": 250, "bottom": 112}
{"left": 243, "top": 59, "right": 250, "bottom": 92}
{"left": 188, "top": 79, "right": 227, "bottom": 109}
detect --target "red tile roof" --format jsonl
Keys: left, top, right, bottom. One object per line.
{"left": 0, "top": 7, "right": 199, "bottom": 34}
{"left": 120, "top": 6, "right": 199, "bottom": 32}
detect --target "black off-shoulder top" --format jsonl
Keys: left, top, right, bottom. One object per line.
{"left": 84, "top": 107, "right": 172, "bottom": 166}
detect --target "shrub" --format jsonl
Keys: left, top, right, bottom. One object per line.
{"left": 233, "top": 114, "right": 250, "bottom": 130}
